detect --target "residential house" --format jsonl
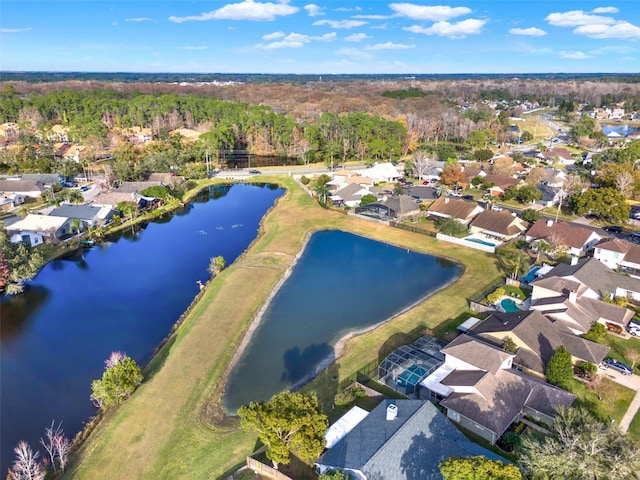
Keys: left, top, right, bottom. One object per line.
{"left": 530, "top": 258, "right": 639, "bottom": 326}
{"left": 20, "top": 173, "right": 65, "bottom": 187}
{"left": 316, "top": 399, "right": 503, "bottom": 480}
{"left": 7, "top": 214, "right": 71, "bottom": 246}
{"left": 0, "top": 194, "right": 24, "bottom": 211}
{"left": 358, "top": 194, "right": 423, "bottom": 221}
{"left": 0, "top": 180, "right": 49, "bottom": 199}
{"left": 114, "top": 126, "right": 153, "bottom": 144}
{"left": 331, "top": 183, "right": 375, "bottom": 208}
{"left": 114, "top": 181, "right": 163, "bottom": 194}
{"left": 91, "top": 191, "right": 148, "bottom": 210}
{"left": 594, "top": 238, "right": 640, "bottom": 277}
{"left": 63, "top": 145, "right": 88, "bottom": 162}
{"left": 469, "top": 210, "right": 529, "bottom": 241}
{"left": 420, "top": 334, "right": 575, "bottom": 444}
{"left": 355, "top": 162, "right": 402, "bottom": 183}
{"left": 45, "top": 204, "right": 115, "bottom": 230}
{"left": 540, "top": 169, "right": 568, "bottom": 188}
{"left": 482, "top": 174, "right": 522, "bottom": 197}
{"left": 468, "top": 310, "right": 610, "bottom": 375}
{"left": 537, "top": 148, "right": 574, "bottom": 165}
{"left": 49, "top": 125, "right": 70, "bottom": 142}
{"left": 525, "top": 219, "right": 601, "bottom": 257}
{"left": 535, "top": 184, "right": 565, "bottom": 207}
{"left": 428, "top": 197, "right": 484, "bottom": 225}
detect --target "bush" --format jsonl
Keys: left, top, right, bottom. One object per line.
{"left": 575, "top": 361, "right": 598, "bottom": 381}
{"left": 436, "top": 217, "right": 468, "bottom": 237}
{"left": 498, "top": 431, "right": 521, "bottom": 452}
{"left": 334, "top": 385, "right": 366, "bottom": 407}
{"left": 520, "top": 208, "right": 540, "bottom": 223}
{"left": 300, "top": 176, "right": 310, "bottom": 185}
{"left": 583, "top": 322, "right": 606, "bottom": 343}
{"left": 486, "top": 287, "right": 506, "bottom": 304}
{"left": 90, "top": 355, "right": 143, "bottom": 408}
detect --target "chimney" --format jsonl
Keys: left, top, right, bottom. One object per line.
{"left": 569, "top": 291, "right": 577, "bottom": 303}
{"left": 570, "top": 255, "right": 578, "bottom": 266}
{"left": 444, "top": 197, "right": 450, "bottom": 203}
{"left": 546, "top": 219, "right": 553, "bottom": 227}
{"left": 386, "top": 403, "right": 398, "bottom": 421}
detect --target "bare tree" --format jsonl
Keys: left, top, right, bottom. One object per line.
{"left": 39, "top": 420, "right": 71, "bottom": 473}
{"left": 625, "top": 348, "right": 640, "bottom": 371}
{"left": 8, "top": 441, "right": 45, "bottom": 480}
{"left": 411, "top": 150, "right": 435, "bottom": 181}
{"left": 105, "top": 351, "right": 126, "bottom": 368}
{"left": 53, "top": 434, "right": 71, "bottom": 472}
{"left": 616, "top": 171, "right": 635, "bottom": 197}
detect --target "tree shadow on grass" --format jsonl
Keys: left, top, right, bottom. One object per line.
{"left": 377, "top": 323, "right": 427, "bottom": 365}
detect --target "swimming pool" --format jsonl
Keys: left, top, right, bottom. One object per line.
{"left": 464, "top": 237, "right": 497, "bottom": 247}
{"left": 397, "top": 365, "right": 429, "bottom": 388}
{"left": 501, "top": 298, "right": 521, "bottom": 313}
{"left": 521, "top": 266, "right": 541, "bottom": 283}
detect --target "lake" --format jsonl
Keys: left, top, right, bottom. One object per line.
{"left": 0, "top": 183, "right": 284, "bottom": 473}
{"left": 601, "top": 124, "right": 640, "bottom": 136}
{"left": 223, "top": 230, "right": 462, "bottom": 412}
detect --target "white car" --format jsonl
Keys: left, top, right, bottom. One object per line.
{"left": 491, "top": 205, "right": 504, "bottom": 212}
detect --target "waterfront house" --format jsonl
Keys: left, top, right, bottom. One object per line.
{"left": 357, "top": 194, "right": 422, "bottom": 220}
{"left": 7, "top": 214, "right": 71, "bottom": 246}
{"left": 469, "top": 210, "right": 529, "bottom": 241}
{"left": 428, "top": 196, "right": 484, "bottom": 225}
{"left": 316, "top": 399, "right": 502, "bottom": 479}
{"left": 45, "top": 203, "right": 115, "bottom": 230}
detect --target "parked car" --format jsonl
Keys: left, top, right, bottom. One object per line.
{"left": 248, "top": 169, "right": 262, "bottom": 174}
{"left": 450, "top": 192, "right": 462, "bottom": 197}
{"left": 80, "top": 186, "right": 89, "bottom": 192}
{"left": 491, "top": 205, "right": 504, "bottom": 211}
{"left": 603, "top": 358, "right": 633, "bottom": 375}
{"left": 403, "top": 181, "right": 414, "bottom": 187}
{"left": 628, "top": 322, "right": 640, "bottom": 336}
{"left": 462, "top": 195, "right": 474, "bottom": 201}
{"left": 603, "top": 225, "right": 623, "bottom": 233}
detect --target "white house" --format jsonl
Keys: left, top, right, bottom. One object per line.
{"left": 355, "top": 162, "right": 402, "bottom": 183}
{"left": 7, "top": 214, "right": 71, "bottom": 247}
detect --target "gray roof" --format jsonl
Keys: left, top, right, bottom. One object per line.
{"left": 48, "top": 204, "right": 104, "bottom": 221}
{"left": 0, "top": 180, "right": 47, "bottom": 193}
{"left": 318, "top": 399, "right": 503, "bottom": 479}
{"left": 334, "top": 183, "right": 368, "bottom": 202}
{"left": 441, "top": 370, "right": 487, "bottom": 387}
{"left": 115, "top": 181, "right": 162, "bottom": 194}
{"left": 20, "top": 173, "right": 64, "bottom": 184}
{"left": 382, "top": 194, "right": 422, "bottom": 216}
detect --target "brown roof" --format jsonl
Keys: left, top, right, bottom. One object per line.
{"left": 470, "top": 210, "right": 528, "bottom": 236}
{"left": 597, "top": 238, "right": 640, "bottom": 265}
{"left": 526, "top": 219, "right": 598, "bottom": 249}
{"left": 428, "top": 196, "right": 481, "bottom": 221}
{"left": 0, "top": 180, "right": 46, "bottom": 193}
{"left": 441, "top": 334, "right": 511, "bottom": 374}
{"left": 543, "top": 148, "right": 572, "bottom": 160}
{"left": 482, "top": 174, "right": 521, "bottom": 190}
{"left": 92, "top": 191, "right": 139, "bottom": 206}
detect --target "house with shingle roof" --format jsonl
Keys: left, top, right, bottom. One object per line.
{"left": 468, "top": 310, "right": 610, "bottom": 375}
{"left": 428, "top": 196, "right": 484, "bottom": 225}
{"left": 316, "top": 399, "right": 503, "bottom": 479}
{"left": 529, "top": 258, "right": 638, "bottom": 329}
{"left": 0, "top": 180, "right": 49, "bottom": 198}
{"left": 537, "top": 148, "right": 574, "bottom": 165}
{"left": 358, "top": 194, "right": 422, "bottom": 220}
{"left": 469, "top": 210, "right": 529, "bottom": 241}
{"left": 525, "top": 219, "right": 601, "bottom": 257}
{"left": 594, "top": 238, "right": 640, "bottom": 277}
{"left": 482, "top": 174, "right": 522, "bottom": 197}
{"left": 46, "top": 204, "right": 115, "bottom": 229}
{"left": 420, "top": 334, "right": 575, "bottom": 444}
{"left": 6, "top": 214, "right": 71, "bottom": 247}
{"left": 331, "top": 183, "right": 375, "bottom": 207}
{"left": 355, "top": 162, "right": 402, "bottom": 183}
{"left": 92, "top": 191, "right": 147, "bottom": 210}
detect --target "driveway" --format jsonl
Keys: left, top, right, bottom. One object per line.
{"left": 601, "top": 368, "right": 640, "bottom": 432}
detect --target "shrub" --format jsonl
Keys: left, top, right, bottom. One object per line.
{"left": 486, "top": 287, "right": 506, "bottom": 304}
{"left": 546, "top": 346, "right": 573, "bottom": 389}
{"left": 334, "top": 385, "right": 366, "bottom": 407}
{"left": 583, "top": 322, "right": 606, "bottom": 343}
{"left": 300, "top": 176, "right": 310, "bottom": 185}
{"left": 575, "top": 361, "right": 598, "bottom": 381}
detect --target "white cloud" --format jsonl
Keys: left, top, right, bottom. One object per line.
{"left": 344, "top": 33, "right": 371, "bottom": 42}
{"left": 125, "top": 17, "right": 156, "bottom": 22}
{"left": 509, "top": 27, "right": 547, "bottom": 36}
{"left": 573, "top": 22, "right": 640, "bottom": 39}
{"left": 592, "top": 6, "right": 619, "bottom": 14}
{"left": 389, "top": 3, "right": 472, "bottom": 21}
{"left": 405, "top": 18, "right": 486, "bottom": 38}
{"left": 366, "top": 42, "right": 414, "bottom": 50}
{"left": 313, "top": 19, "right": 367, "bottom": 29}
{"left": 335, "top": 7, "right": 362, "bottom": 12}
{"left": 258, "top": 31, "right": 336, "bottom": 49}
{"left": 0, "top": 27, "right": 32, "bottom": 33}
{"left": 181, "top": 45, "right": 209, "bottom": 50}
{"left": 559, "top": 51, "right": 591, "bottom": 59}
{"left": 353, "top": 14, "right": 393, "bottom": 20}
{"left": 372, "top": 23, "right": 389, "bottom": 30}
{"left": 545, "top": 10, "right": 615, "bottom": 27}
{"left": 262, "top": 31, "right": 286, "bottom": 40}
{"left": 336, "top": 47, "right": 373, "bottom": 59}
{"left": 169, "top": 0, "right": 298, "bottom": 23}
{"left": 304, "top": 4, "right": 324, "bottom": 17}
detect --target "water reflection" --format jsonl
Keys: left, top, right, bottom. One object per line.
{"left": 0, "top": 286, "right": 50, "bottom": 342}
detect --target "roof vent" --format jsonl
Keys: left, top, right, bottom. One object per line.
{"left": 503, "top": 320, "right": 509, "bottom": 326}
{"left": 386, "top": 403, "right": 398, "bottom": 421}
{"left": 546, "top": 219, "right": 554, "bottom": 227}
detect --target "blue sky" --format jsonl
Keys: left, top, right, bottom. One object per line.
{"left": 1, "top": 0, "right": 639, "bottom": 73}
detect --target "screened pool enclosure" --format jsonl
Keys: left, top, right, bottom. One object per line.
{"left": 378, "top": 335, "right": 445, "bottom": 397}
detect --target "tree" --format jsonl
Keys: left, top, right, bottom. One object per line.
{"left": 440, "top": 163, "right": 465, "bottom": 186}
{"left": 208, "top": 255, "right": 226, "bottom": 277}
{"left": 319, "top": 470, "right": 352, "bottom": 480}
{"left": 436, "top": 217, "right": 468, "bottom": 237}
{"left": 583, "top": 322, "right": 606, "bottom": 343}
{"left": 503, "top": 336, "right": 519, "bottom": 354}
{"left": 238, "top": 392, "right": 328, "bottom": 469}
{"left": 359, "top": 193, "right": 377, "bottom": 206}
{"left": 90, "top": 353, "right": 143, "bottom": 408}
{"left": 0, "top": 226, "right": 43, "bottom": 295}
{"left": 569, "top": 187, "right": 630, "bottom": 223}
{"left": 545, "top": 346, "right": 573, "bottom": 389}
{"left": 39, "top": 420, "right": 71, "bottom": 474}
{"left": 314, "top": 183, "right": 330, "bottom": 206}
{"left": 440, "top": 456, "right": 522, "bottom": 480}
{"left": 410, "top": 150, "right": 436, "bottom": 180}
{"left": 8, "top": 441, "right": 45, "bottom": 480}
{"left": 519, "top": 407, "right": 640, "bottom": 480}
{"left": 520, "top": 208, "right": 540, "bottom": 223}
{"left": 116, "top": 200, "right": 139, "bottom": 221}
{"left": 64, "top": 189, "right": 85, "bottom": 204}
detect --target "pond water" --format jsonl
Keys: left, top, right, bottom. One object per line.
{"left": 601, "top": 124, "right": 640, "bottom": 136}
{"left": 223, "top": 230, "right": 462, "bottom": 412}
{"left": 0, "top": 183, "right": 284, "bottom": 473}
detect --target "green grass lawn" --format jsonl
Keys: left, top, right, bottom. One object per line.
{"left": 628, "top": 411, "right": 640, "bottom": 441}
{"left": 569, "top": 377, "right": 635, "bottom": 424}
{"left": 600, "top": 333, "right": 640, "bottom": 375}
{"left": 65, "top": 176, "right": 504, "bottom": 479}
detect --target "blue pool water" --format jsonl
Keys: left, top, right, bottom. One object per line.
{"left": 521, "top": 266, "right": 541, "bottom": 283}
{"left": 501, "top": 298, "right": 521, "bottom": 313}
{"left": 397, "top": 365, "right": 429, "bottom": 388}
{"left": 464, "top": 237, "right": 496, "bottom": 247}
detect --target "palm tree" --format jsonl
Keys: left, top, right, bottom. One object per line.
{"left": 314, "top": 183, "right": 330, "bottom": 206}
{"left": 65, "top": 189, "right": 84, "bottom": 204}
{"left": 69, "top": 219, "right": 82, "bottom": 236}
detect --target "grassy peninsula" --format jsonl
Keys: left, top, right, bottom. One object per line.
{"left": 65, "top": 176, "right": 503, "bottom": 479}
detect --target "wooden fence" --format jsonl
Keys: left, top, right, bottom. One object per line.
{"left": 246, "top": 457, "right": 294, "bottom": 480}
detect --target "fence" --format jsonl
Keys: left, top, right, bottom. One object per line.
{"left": 246, "top": 457, "right": 294, "bottom": 480}
{"left": 390, "top": 221, "right": 437, "bottom": 237}
{"left": 436, "top": 233, "right": 496, "bottom": 253}
{"left": 469, "top": 301, "right": 498, "bottom": 313}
